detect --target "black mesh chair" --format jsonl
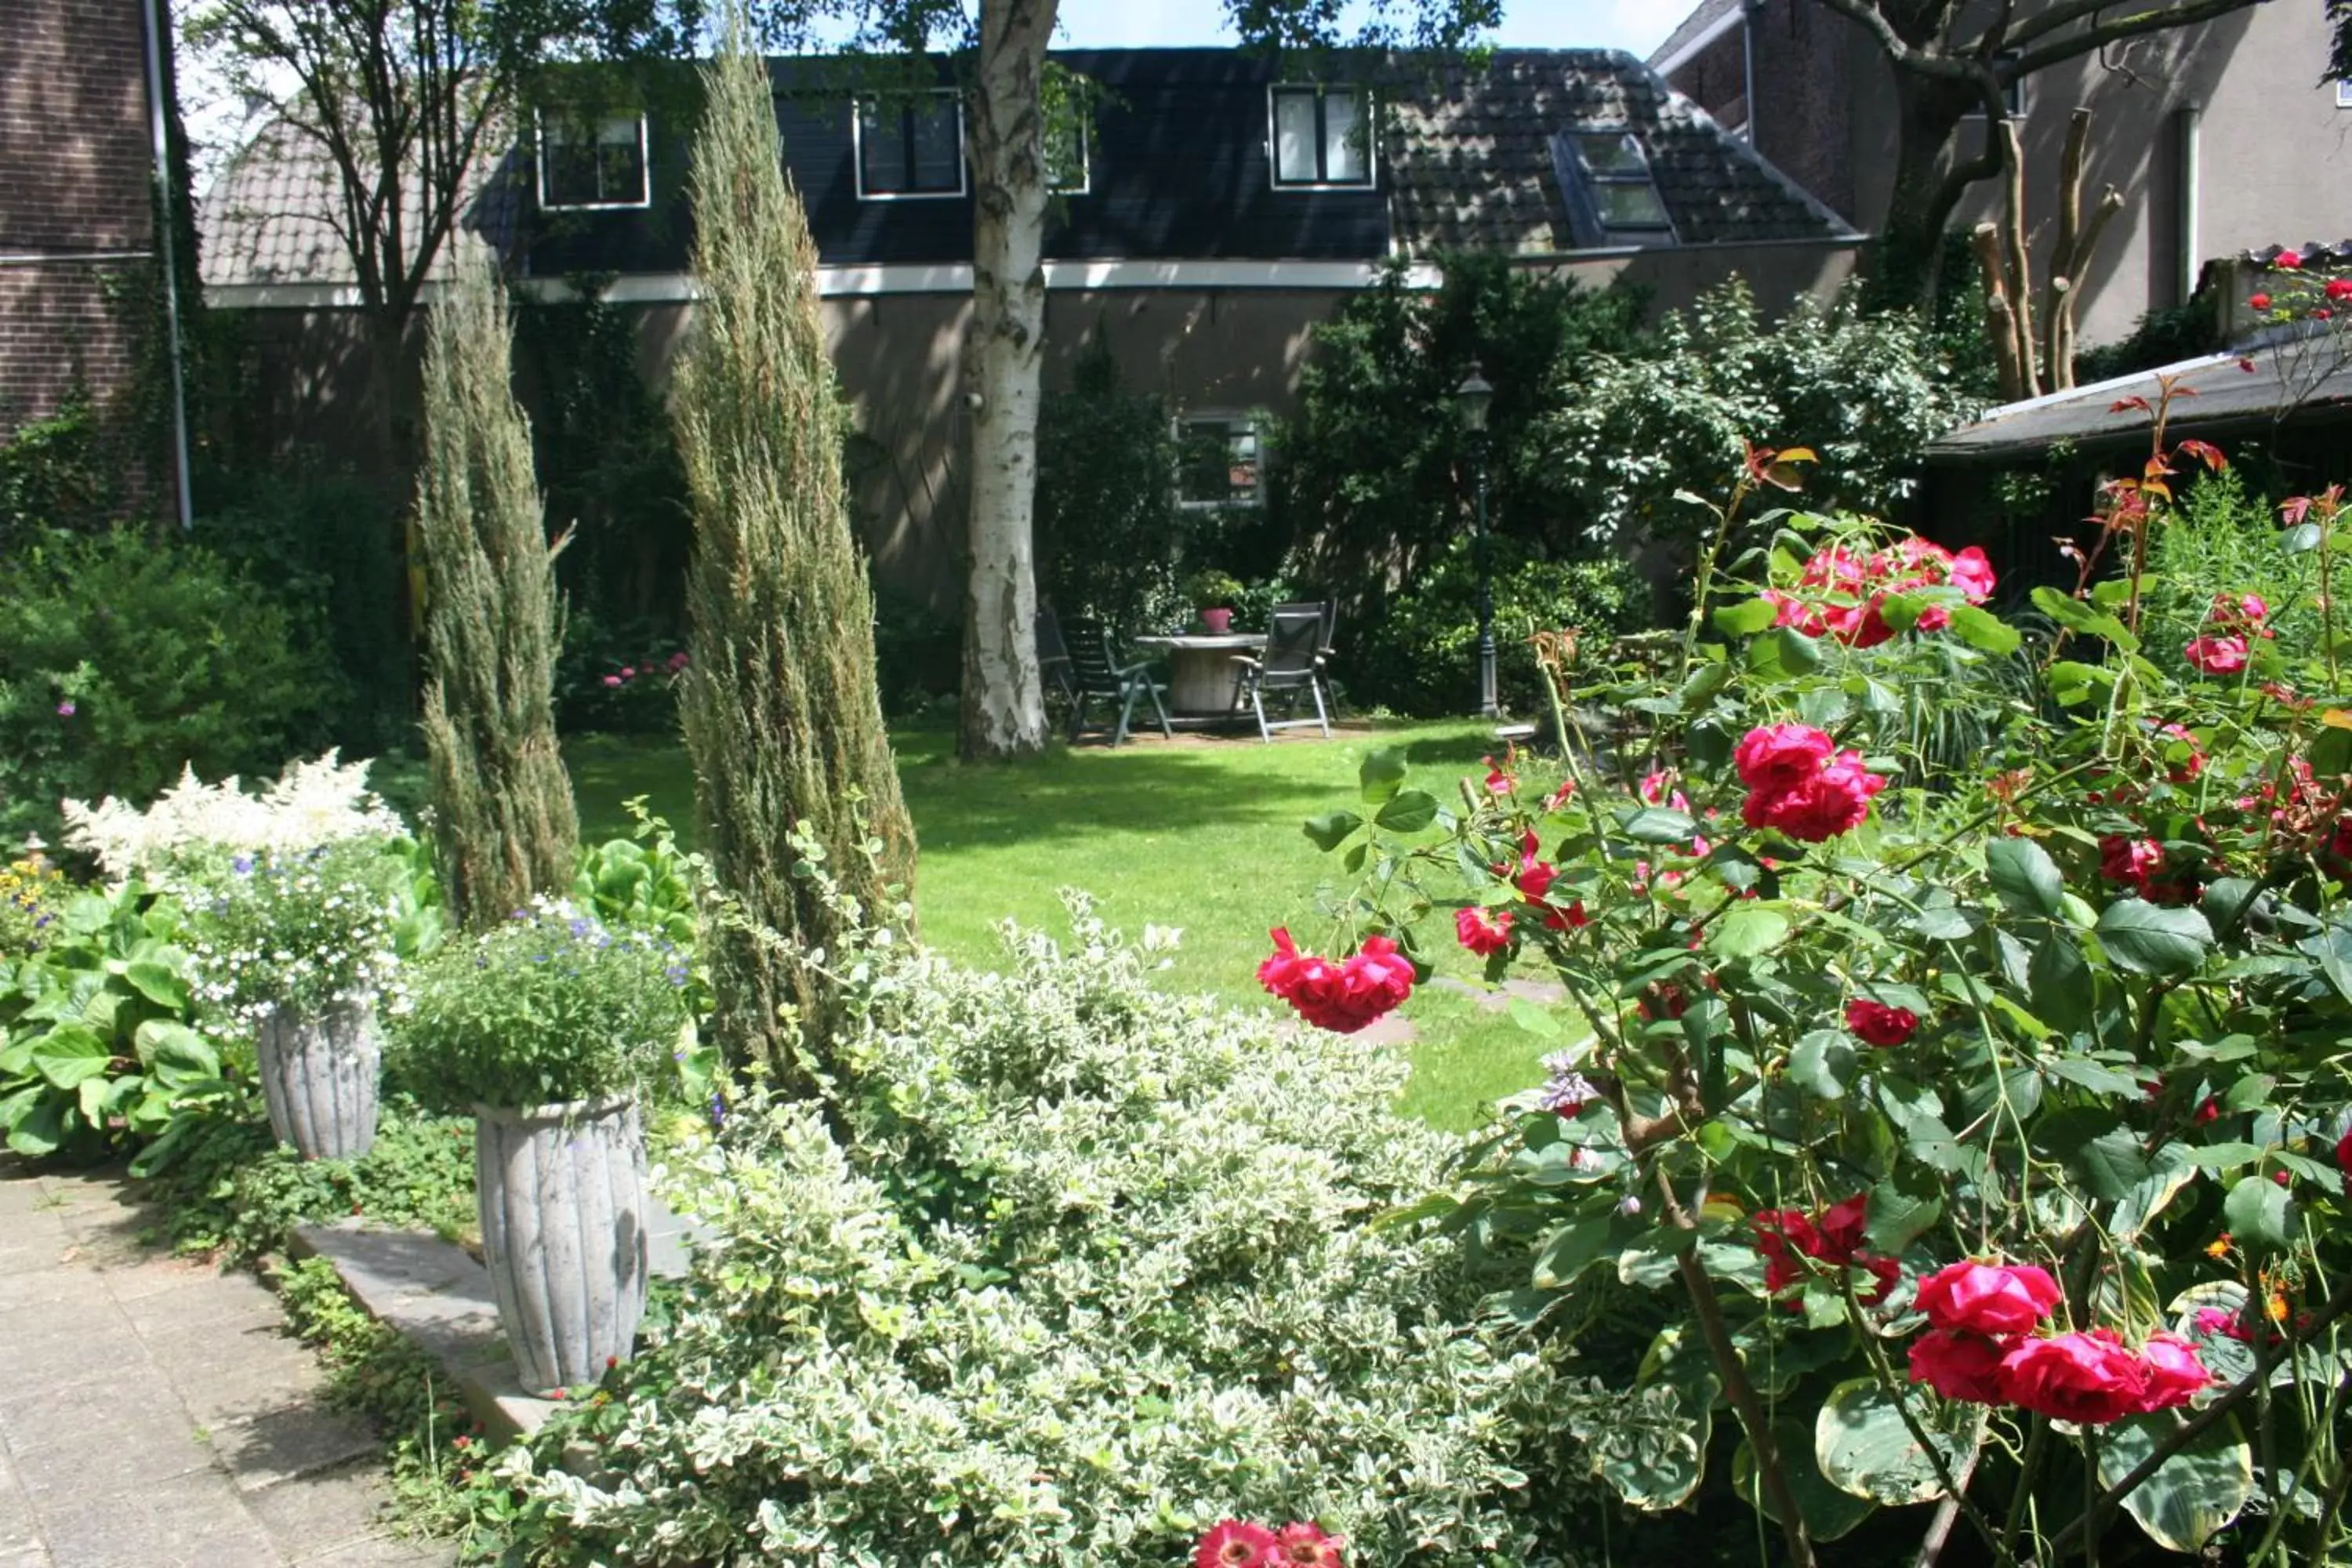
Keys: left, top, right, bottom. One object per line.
{"left": 1272, "top": 598, "right": 1338, "bottom": 713}
{"left": 1233, "top": 605, "right": 1331, "bottom": 741}
{"left": 1059, "top": 617, "right": 1173, "bottom": 746}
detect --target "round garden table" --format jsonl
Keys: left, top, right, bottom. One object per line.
{"left": 1131, "top": 633, "right": 1265, "bottom": 717}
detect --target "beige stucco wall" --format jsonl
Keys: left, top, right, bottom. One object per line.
{"left": 1838, "top": 3, "right": 2348, "bottom": 350}
{"left": 215, "top": 249, "right": 1860, "bottom": 612}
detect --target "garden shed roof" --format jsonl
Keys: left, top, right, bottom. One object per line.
{"left": 1383, "top": 49, "right": 1855, "bottom": 256}
{"left": 1924, "top": 337, "right": 2352, "bottom": 466}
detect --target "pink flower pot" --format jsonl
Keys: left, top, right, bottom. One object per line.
{"left": 1200, "top": 608, "right": 1233, "bottom": 633}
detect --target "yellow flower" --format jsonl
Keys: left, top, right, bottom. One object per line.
{"left": 2205, "top": 1233, "right": 2234, "bottom": 1260}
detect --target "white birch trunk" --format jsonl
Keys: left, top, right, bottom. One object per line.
{"left": 956, "top": 0, "right": 1057, "bottom": 760}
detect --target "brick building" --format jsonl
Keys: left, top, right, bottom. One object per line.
{"left": 0, "top": 0, "right": 187, "bottom": 516}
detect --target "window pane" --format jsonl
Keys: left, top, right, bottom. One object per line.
{"left": 859, "top": 102, "right": 906, "bottom": 191}
{"left": 597, "top": 140, "right": 644, "bottom": 203}
{"left": 1576, "top": 132, "right": 1646, "bottom": 175}
{"left": 544, "top": 123, "right": 601, "bottom": 205}
{"left": 1179, "top": 421, "right": 1261, "bottom": 506}
{"left": 1273, "top": 92, "right": 1319, "bottom": 183}
{"left": 1227, "top": 429, "right": 1261, "bottom": 502}
{"left": 1047, "top": 122, "right": 1087, "bottom": 191}
{"left": 1596, "top": 181, "right": 1671, "bottom": 228}
{"left": 908, "top": 99, "right": 961, "bottom": 191}
{"left": 1322, "top": 91, "right": 1367, "bottom": 183}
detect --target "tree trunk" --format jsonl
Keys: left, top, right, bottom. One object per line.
{"left": 956, "top": 0, "right": 1057, "bottom": 762}
{"left": 1867, "top": 74, "right": 1987, "bottom": 311}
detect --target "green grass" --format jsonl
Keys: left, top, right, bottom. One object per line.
{"left": 565, "top": 722, "right": 1548, "bottom": 1131}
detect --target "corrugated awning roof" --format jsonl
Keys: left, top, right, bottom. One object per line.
{"left": 1925, "top": 333, "right": 2352, "bottom": 465}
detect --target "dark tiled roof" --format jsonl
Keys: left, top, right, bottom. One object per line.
{"left": 1384, "top": 50, "right": 1856, "bottom": 255}
{"left": 200, "top": 112, "right": 526, "bottom": 291}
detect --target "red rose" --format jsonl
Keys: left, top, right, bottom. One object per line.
{"left": 1816, "top": 1194, "right": 1868, "bottom": 1260}
{"left": 2157, "top": 722, "right": 2205, "bottom": 782}
{"left": 2099, "top": 834, "right": 2165, "bottom": 896}
{"left": 1752, "top": 1208, "right": 1819, "bottom": 1294}
{"left": 1196, "top": 1521, "right": 1277, "bottom": 1568}
{"left": 2336, "top": 1127, "right": 2352, "bottom": 1184}
{"left": 2278, "top": 250, "right": 2303, "bottom": 270}
{"left": 1915, "top": 1261, "right": 2061, "bottom": 1336}
{"left": 1949, "top": 546, "right": 1997, "bottom": 603}
{"left": 1258, "top": 929, "right": 1414, "bottom": 1033}
{"left": 2185, "top": 633, "right": 2249, "bottom": 674}
{"left": 1744, "top": 750, "right": 1887, "bottom": 843}
{"left": 2250, "top": 292, "right": 2273, "bottom": 310}
{"left": 2136, "top": 1330, "right": 2210, "bottom": 1411}
{"left": 2328, "top": 278, "right": 2352, "bottom": 302}
{"left": 1455, "top": 906, "right": 1513, "bottom": 956}
{"left": 1846, "top": 997, "right": 1919, "bottom": 1047}
{"left": 1914, "top": 603, "right": 1953, "bottom": 633}
{"left": 1734, "top": 723, "right": 1838, "bottom": 793}
{"left": 1824, "top": 595, "right": 1896, "bottom": 648}
{"left": 1909, "top": 1329, "right": 2009, "bottom": 1403}
{"left": 1498, "top": 828, "right": 1559, "bottom": 902}
{"left": 1997, "top": 1330, "right": 2151, "bottom": 1425}
{"left": 2318, "top": 308, "right": 2336, "bottom": 322}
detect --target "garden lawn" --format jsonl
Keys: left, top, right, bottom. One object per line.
{"left": 566, "top": 722, "right": 1546, "bottom": 1131}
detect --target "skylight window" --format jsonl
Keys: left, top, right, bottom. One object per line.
{"left": 1552, "top": 129, "right": 1677, "bottom": 249}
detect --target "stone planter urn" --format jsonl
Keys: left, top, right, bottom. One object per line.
{"left": 254, "top": 1003, "right": 381, "bottom": 1160}
{"left": 474, "top": 1095, "right": 650, "bottom": 1395}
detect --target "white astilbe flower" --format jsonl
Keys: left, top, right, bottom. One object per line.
{"left": 63, "top": 752, "right": 407, "bottom": 880}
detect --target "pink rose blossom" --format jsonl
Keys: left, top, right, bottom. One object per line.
{"left": 1915, "top": 1261, "right": 2061, "bottom": 1337}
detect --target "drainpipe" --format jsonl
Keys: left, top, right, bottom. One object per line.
{"left": 1741, "top": 0, "right": 1762, "bottom": 147}
{"left": 138, "top": 0, "right": 194, "bottom": 533}
{"left": 2175, "top": 103, "right": 2201, "bottom": 307}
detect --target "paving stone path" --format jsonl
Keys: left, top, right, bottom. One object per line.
{"left": 0, "top": 1160, "right": 454, "bottom": 1568}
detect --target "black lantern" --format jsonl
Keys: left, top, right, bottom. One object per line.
{"left": 1456, "top": 362, "right": 1498, "bottom": 718}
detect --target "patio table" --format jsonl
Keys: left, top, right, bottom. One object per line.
{"left": 1131, "top": 633, "right": 1265, "bottom": 717}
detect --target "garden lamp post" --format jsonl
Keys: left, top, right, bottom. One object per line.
{"left": 1456, "top": 362, "right": 1498, "bottom": 719}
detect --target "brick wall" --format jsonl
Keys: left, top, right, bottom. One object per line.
{"left": 0, "top": 0, "right": 159, "bottom": 431}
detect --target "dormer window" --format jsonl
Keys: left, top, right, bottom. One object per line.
{"left": 1047, "top": 119, "right": 1090, "bottom": 195}
{"left": 856, "top": 92, "right": 965, "bottom": 199}
{"left": 1552, "top": 129, "right": 1676, "bottom": 249}
{"left": 538, "top": 114, "right": 649, "bottom": 210}
{"left": 1269, "top": 85, "right": 1374, "bottom": 190}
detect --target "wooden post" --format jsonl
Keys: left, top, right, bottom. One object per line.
{"left": 1999, "top": 120, "right": 2040, "bottom": 397}
{"left": 1973, "top": 222, "right": 2027, "bottom": 401}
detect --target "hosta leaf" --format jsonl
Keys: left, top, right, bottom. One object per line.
{"left": 2097, "top": 1412, "right": 2252, "bottom": 1555}
{"left": 1816, "top": 1377, "right": 1982, "bottom": 1506}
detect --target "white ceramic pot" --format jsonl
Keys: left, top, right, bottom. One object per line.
{"left": 254, "top": 1003, "right": 381, "bottom": 1160}
{"left": 473, "top": 1095, "right": 649, "bottom": 1395}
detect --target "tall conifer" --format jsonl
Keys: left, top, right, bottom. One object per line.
{"left": 415, "top": 251, "right": 579, "bottom": 929}
{"left": 676, "top": 16, "right": 917, "bottom": 1086}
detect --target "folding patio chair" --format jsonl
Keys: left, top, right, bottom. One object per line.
{"left": 1036, "top": 607, "right": 1080, "bottom": 721}
{"left": 1272, "top": 598, "right": 1338, "bottom": 713}
{"left": 1059, "top": 617, "right": 1174, "bottom": 746}
{"left": 1233, "top": 605, "right": 1331, "bottom": 742}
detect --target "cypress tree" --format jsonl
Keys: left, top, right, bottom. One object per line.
{"left": 415, "top": 251, "right": 579, "bottom": 929}
{"left": 675, "top": 16, "right": 918, "bottom": 1087}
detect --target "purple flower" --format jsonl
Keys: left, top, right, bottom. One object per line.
{"left": 568, "top": 916, "right": 595, "bottom": 939}
{"left": 55, "top": 701, "right": 75, "bottom": 718}
{"left": 232, "top": 854, "right": 255, "bottom": 876}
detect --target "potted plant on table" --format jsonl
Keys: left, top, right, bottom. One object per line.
{"left": 185, "top": 841, "right": 405, "bottom": 1160}
{"left": 400, "top": 898, "right": 691, "bottom": 1394}
{"left": 1183, "top": 569, "right": 1246, "bottom": 635}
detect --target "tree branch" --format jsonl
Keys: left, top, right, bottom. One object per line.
{"left": 2012, "top": 0, "right": 2265, "bottom": 78}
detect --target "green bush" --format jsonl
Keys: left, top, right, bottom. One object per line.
{"left": 0, "top": 528, "right": 332, "bottom": 849}
{"left": 1036, "top": 336, "right": 1189, "bottom": 634}
{"left": 0, "top": 398, "right": 114, "bottom": 545}
{"left": 1348, "top": 538, "right": 1649, "bottom": 717}
{"left": 1533, "top": 281, "right": 1976, "bottom": 555}
{"left": 193, "top": 464, "right": 412, "bottom": 755}
{"left": 503, "top": 904, "right": 1590, "bottom": 1566}
{"left": 2144, "top": 469, "right": 2314, "bottom": 677}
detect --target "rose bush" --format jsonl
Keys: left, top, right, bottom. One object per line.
{"left": 1279, "top": 426, "right": 2352, "bottom": 1564}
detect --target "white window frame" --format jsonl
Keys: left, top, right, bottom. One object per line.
{"left": 1568, "top": 129, "right": 1673, "bottom": 237}
{"left": 1266, "top": 85, "right": 1377, "bottom": 193}
{"left": 852, "top": 90, "right": 968, "bottom": 201}
{"left": 1961, "top": 60, "right": 2029, "bottom": 121}
{"left": 1174, "top": 413, "right": 1265, "bottom": 510}
{"left": 1048, "top": 118, "right": 1091, "bottom": 196}
{"left": 2336, "top": 79, "right": 2352, "bottom": 109}
{"left": 535, "top": 111, "right": 652, "bottom": 212}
